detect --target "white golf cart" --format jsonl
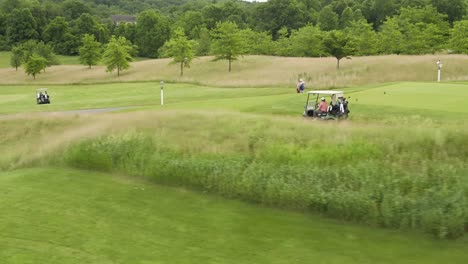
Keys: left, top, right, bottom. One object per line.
{"left": 303, "top": 90, "right": 349, "bottom": 120}
{"left": 36, "top": 88, "right": 50, "bottom": 104}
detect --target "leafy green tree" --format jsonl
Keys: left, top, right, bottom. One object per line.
{"left": 5, "top": 8, "right": 38, "bottom": 45}
{"left": 318, "top": 5, "right": 339, "bottom": 31}
{"left": 239, "top": 28, "right": 275, "bottom": 55}
{"left": 430, "top": 0, "right": 467, "bottom": 24}
{"left": 102, "top": 35, "right": 133, "bottom": 76}
{"left": 377, "top": 17, "right": 404, "bottom": 54}
{"left": 220, "top": 0, "right": 249, "bottom": 28}
{"left": 73, "top": 13, "right": 100, "bottom": 39}
{"left": 255, "top": 0, "right": 308, "bottom": 39}
{"left": 113, "top": 22, "right": 137, "bottom": 45}
{"left": 394, "top": 6, "right": 450, "bottom": 54}
{"left": 353, "top": 8, "right": 365, "bottom": 21}
{"left": 273, "top": 27, "right": 293, "bottom": 56}
{"left": 29, "top": 2, "right": 47, "bottom": 38}
{"left": 323, "top": 30, "right": 353, "bottom": 69}
{"left": 0, "top": 12, "right": 7, "bottom": 50}
{"left": 176, "top": 11, "right": 205, "bottom": 39}
{"left": 18, "top": 40, "right": 58, "bottom": 69}
{"left": 449, "top": 20, "right": 468, "bottom": 54}
{"left": 332, "top": 0, "right": 353, "bottom": 16}
{"left": 163, "top": 28, "right": 196, "bottom": 76}
{"left": 62, "top": 0, "right": 92, "bottom": 20}
{"left": 135, "top": 10, "right": 171, "bottom": 58}
{"left": 195, "top": 27, "right": 211, "bottom": 56}
{"left": 35, "top": 41, "right": 59, "bottom": 68}
{"left": 346, "top": 19, "right": 378, "bottom": 55}
{"left": 43, "top": 16, "right": 71, "bottom": 54}
{"left": 10, "top": 46, "right": 23, "bottom": 71}
{"left": 211, "top": 21, "right": 245, "bottom": 72}
{"left": 1, "top": 0, "right": 23, "bottom": 13}
{"left": 361, "top": 0, "right": 398, "bottom": 29}
{"left": 289, "top": 24, "right": 325, "bottom": 57}
{"left": 403, "top": 23, "right": 446, "bottom": 54}
{"left": 202, "top": 4, "right": 224, "bottom": 30}
{"left": 340, "top": 6, "right": 354, "bottom": 29}
{"left": 24, "top": 54, "right": 47, "bottom": 80}
{"left": 79, "top": 34, "right": 102, "bottom": 68}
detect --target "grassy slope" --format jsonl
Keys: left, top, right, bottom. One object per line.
{"left": 0, "top": 55, "right": 467, "bottom": 87}
{"left": 1, "top": 167, "right": 467, "bottom": 264}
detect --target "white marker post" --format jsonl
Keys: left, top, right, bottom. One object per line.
{"left": 436, "top": 60, "right": 443, "bottom": 82}
{"left": 160, "top": 81, "right": 164, "bottom": 106}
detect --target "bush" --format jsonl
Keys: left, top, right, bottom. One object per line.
{"left": 57, "top": 125, "right": 468, "bottom": 239}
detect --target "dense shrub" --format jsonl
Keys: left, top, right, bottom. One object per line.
{"left": 59, "top": 129, "right": 468, "bottom": 239}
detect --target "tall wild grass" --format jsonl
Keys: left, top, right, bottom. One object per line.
{"left": 35, "top": 111, "right": 468, "bottom": 239}
{"left": 1, "top": 55, "right": 467, "bottom": 87}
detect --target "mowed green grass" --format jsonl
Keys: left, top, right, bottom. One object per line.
{"left": 1, "top": 168, "right": 467, "bottom": 264}
{"left": 1, "top": 82, "right": 467, "bottom": 121}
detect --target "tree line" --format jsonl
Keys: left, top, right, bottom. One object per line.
{"left": 1, "top": 0, "right": 468, "bottom": 77}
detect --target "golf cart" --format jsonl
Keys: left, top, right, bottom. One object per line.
{"left": 36, "top": 88, "right": 50, "bottom": 104}
{"left": 303, "top": 90, "right": 349, "bottom": 120}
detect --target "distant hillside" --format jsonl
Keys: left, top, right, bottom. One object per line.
{"left": 1, "top": 55, "right": 467, "bottom": 88}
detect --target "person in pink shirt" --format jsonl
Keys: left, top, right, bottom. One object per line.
{"left": 317, "top": 97, "right": 328, "bottom": 114}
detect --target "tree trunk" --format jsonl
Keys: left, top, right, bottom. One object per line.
{"left": 337, "top": 58, "right": 340, "bottom": 70}
{"left": 180, "top": 61, "right": 183, "bottom": 76}
{"left": 229, "top": 59, "right": 232, "bottom": 72}
{"left": 118, "top": 66, "right": 120, "bottom": 76}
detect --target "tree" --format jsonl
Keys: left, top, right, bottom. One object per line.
{"left": 211, "top": 21, "right": 245, "bottom": 72}
{"left": 62, "top": 0, "right": 92, "bottom": 20}
{"left": 43, "top": 16, "right": 71, "bottom": 54}
{"left": 450, "top": 20, "right": 468, "bottom": 54}
{"left": 79, "top": 34, "right": 102, "bottom": 68}
{"left": 73, "top": 13, "right": 100, "bottom": 39}
{"left": 273, "top": 27, "right": 293, "bottom": 56}
{"left": 288, "top": 24, "right": 325, "bottom": 57}
{"left": 5, "top": 8, "right": 38, "bottom": 45}
{"left": 177, "top": 11, "right": 205, "bottom": 39}
{"left": 340, "top": 6, "right": 354, "bottom": 29}
{"left": 255, "top": 0, "right": 308, "bottom": 39}
{"left": 239, "top": 29, "right": 275, "bottom": 55}
{"left": 135, "top": 10, "right": 171, "bottom": 58}
{"left": 163, "top": 28, "right": 196, "bottom": 76}
{"left": 318, "top": 5, "right": 339, "bottom": 31}
{"left": 377, "top": 17, "right": 404, "bottom": 54}
{"left": 346, "top": 19, "right": 378, "bottom": 56}
{"left": 323, "top": 30, "right": 353, "bottom": 69}
{"left": 102, "top": 36, "right": 133, "bottom": 76}
{"left": 393, "top": 6, "right": 450, "bottom": 54}
{"left": 195, "top": 27, "right": 211, "bottom": 56}
{"left": 10, "top": 46, "right": 23, "bottom": 71}
{"left": 430, "top": 0, "right": 467, "bottom": 24}
{"left": 35, "top": 41, "right": 59, "bottom": 68}
{"left": 24, "top": 54, "right": 47, "bottom": 80}
{"left": 361, "top": 0, "right": 398, "bottom": 29}
{"left": 17, "top": 40, "right": 59, "bottom": 70}
{"left": 0, "top": 12, "right": 7, "bottom": 50}
{"left": 1, "top": 0, "right": 23, "bottom": 13}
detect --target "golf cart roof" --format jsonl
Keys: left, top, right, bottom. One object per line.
{"left": 36, "top": 88, "right": 48, "bottom": 92}
{"left": 307, "top": 90, "right": 344, "bottom": 95}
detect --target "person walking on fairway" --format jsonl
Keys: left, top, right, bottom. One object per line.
{"left": 296, "top": 79, "right": 305, "bottom": 93}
